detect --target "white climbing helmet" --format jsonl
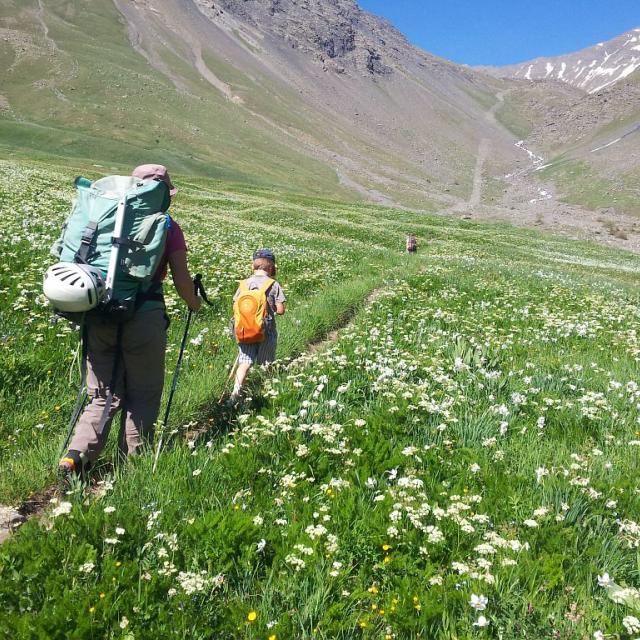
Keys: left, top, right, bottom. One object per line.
{"left": 43, "top": 262, "right": 106, "bottom": 312}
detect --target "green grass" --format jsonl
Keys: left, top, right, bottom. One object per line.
{"left": 539, "top": 158, "right": 640, "bottom": 217}
{"left": 494, "top": 90, "right": 538, "bottom": 140}
{"left": 0, "top": 0, "right": 511, "bottom": 211}
{"left": 0, "top": 157, "right": 424, "bottom": 502}
{"left": 2, "top": 156, "right": 640, "bottom": 638}
{"left": 0, "top": 0, "right": 348, "bottom": 199}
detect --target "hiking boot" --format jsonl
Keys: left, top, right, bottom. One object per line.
{"left": 58, "top": 450, "right": 83, "bottom": 477}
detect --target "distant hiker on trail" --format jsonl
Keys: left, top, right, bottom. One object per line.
{"left": 229, "top": 249, "right": 286, "bottom": 405}
{"left": 406, "top": 233, "right": 418, "bottom": 253}
{"left": 57, "top": 164, "right": 201, "bottom": 476}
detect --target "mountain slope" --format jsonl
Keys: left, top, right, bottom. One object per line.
{"left": 0, "top": 0, "right": 522, "bottom": 209}
{"left": 484, "top": 27, "right": 640, "bottom": 93}
{"left": 0, "top": 0, "right": 348, "bottom": 196}
{"left": 533, "top": 69, "right": 640, "bottom": 217}
{"left": 1, "top": 0, "right": 637, "bottom": 235}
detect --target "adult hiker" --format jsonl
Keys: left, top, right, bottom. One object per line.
{"left": 229, "top": 249, "right": 286, "bottom": 405}
{"left": 57, "top": 164, "right": 201, "bottom": 476}
{"left": 406, "top": 233, "right": 418, "bottom": 253}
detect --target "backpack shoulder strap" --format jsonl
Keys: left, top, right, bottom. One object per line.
{"left": 238, "top": 279, "right": 250, "bottom": 293}
{"left": 258, "top": 278, "right": 274, "bottom": 294}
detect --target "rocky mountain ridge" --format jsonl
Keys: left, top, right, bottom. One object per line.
{"left": 483, "top": 27, "right": 640, "bottom": 93}
{"left": 527, "top": 74, "right": 640, "bottom": 151}
{"left": 108, "top": 0, "right": 522, "bottom": 209}
{"left": 1, "top": 0, "right": 639, "bottom": 248}
{"left": 195, "top": 0, "right": 397, "bottom": 75}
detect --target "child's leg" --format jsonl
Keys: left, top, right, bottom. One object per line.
{"left": 233, "top": 361, "right": 252, "bottom": 394}
{"left": 231, "top": 345, "right": 256, "bottom": 400}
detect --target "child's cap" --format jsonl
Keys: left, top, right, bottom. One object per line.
{"left": 253, "top": 248, "right": 276, "bottom": 263}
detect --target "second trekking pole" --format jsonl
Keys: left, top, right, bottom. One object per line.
{"left": 152, "top": 276, "right": 197, "bottom": 473}
{"left": 152, "top": 274, "right": 213, "bottom": 473}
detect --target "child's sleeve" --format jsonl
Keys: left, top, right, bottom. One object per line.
{"left": 273, "top": 281, "right": 286, "bottom": 303}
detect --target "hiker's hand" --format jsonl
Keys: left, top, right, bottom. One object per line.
{"left": 189, "top": 296, "right": 202, "bottom": 313}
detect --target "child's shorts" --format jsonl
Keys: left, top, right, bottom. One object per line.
{"left": 238, "top": 332, "right": 277, "bottom": 366}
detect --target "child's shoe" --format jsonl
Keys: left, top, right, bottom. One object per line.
{"left": 226, "top": 388, "right": 243, "bottom": 407}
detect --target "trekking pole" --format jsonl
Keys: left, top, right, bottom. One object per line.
{"left": 59, "top": 319, "right": 89, "bottom": 458}
{"left": 59, "top": 389, "right": 88, "bottom": 457}
{"left": 152, "top": 275, "right": 213, "bottom": 473}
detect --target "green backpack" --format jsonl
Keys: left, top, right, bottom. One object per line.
{"left": 50, "top": 175, "right": 171, "bottom": 319}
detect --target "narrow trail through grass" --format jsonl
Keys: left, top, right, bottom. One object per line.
{"left": 0, "top": 266, "right": 421, "bottom": 544}
{"left": 4, "top": 158, "right": 640, "bottom": 639}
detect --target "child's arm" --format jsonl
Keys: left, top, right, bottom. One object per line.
{"left": 273, "top": 281, "right": 286, "bottom": 315}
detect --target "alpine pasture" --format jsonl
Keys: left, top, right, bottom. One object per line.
{"left": 2, "top": 158, "right": 640, "bottom": 638}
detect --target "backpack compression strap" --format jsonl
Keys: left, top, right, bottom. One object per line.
{"left": 75, "top": 221, "right": 98, "bottom": 263}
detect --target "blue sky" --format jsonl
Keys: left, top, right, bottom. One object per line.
{"left": 357, "top": 1, "right": 640, "bottom": 66}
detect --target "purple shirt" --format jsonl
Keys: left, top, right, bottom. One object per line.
{"left": 154, "top": 218, "right": 187, "bottom": 282}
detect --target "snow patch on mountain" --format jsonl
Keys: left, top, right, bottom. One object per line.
{"left": 485, "top": 27, "right": 640, "bottom": 93}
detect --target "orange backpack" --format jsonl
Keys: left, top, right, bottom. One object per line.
{"left": 233, "top": 278, "right": 274, "bottom": 344}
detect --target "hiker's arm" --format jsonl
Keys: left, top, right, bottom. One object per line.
{"left": 169, "top": 250, "right": 201, "bottom": 312}
{"left": 276, "top": 302, "right": 286, "bottom": 316}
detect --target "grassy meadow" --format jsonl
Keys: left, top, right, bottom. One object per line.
{"left": 2, "top": 157, "right": 640, "bottom": 638}
{"left": 0, "top": 0, "right": 349, "bottom": 197}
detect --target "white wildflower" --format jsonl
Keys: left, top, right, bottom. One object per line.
{"left": 623, "top": 616, "right": 640, "bottom": 634}
{"left": 535, "top": 467, "right": 549, "bottom": 483}
{"left": 469, "top": 593, "right": 488, "bottom": 611}
{"left": 51, "top": 502, "right": 73, "bottom": 518}
{"left": 597, "top": 572, "right": 613, "bottom": 588}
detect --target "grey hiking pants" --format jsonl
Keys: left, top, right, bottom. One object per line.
{"left": 68, "top": 309, "right": 168, "bottom": 464}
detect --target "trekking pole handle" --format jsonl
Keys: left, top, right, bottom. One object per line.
{"left": 193, "top": 273, "right": 214, "bottom": 306}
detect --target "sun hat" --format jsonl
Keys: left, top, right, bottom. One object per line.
{"left": 132, "top": 164, "right": 177, "bottom": 195}
{"left": 253, "top": 248, "right": 276, "bottom": 263}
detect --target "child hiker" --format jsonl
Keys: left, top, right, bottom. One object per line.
{"left": 229, "top": 249, "right": 286, "bottom": 404}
